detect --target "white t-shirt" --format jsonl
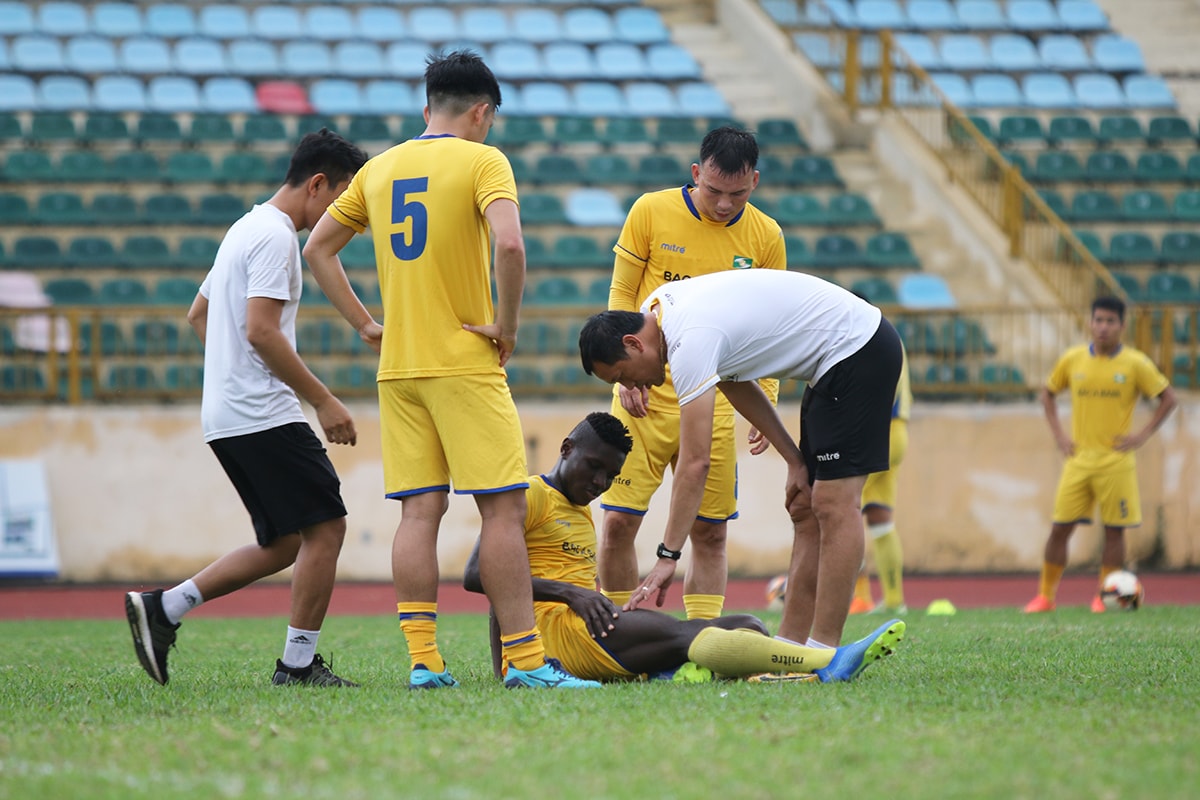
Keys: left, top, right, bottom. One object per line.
{"left": 199, "top": 203, "right": 308, "bottom": 442}
{"left": 643, "top": 270, "right": 882, "bottom": 406}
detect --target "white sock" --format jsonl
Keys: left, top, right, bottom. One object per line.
{"left": 773, "top": 634, "right": 806, "bottom": 647}
{"left": 282, "top": 627, "right": 320, "bottom": 669}
{"left": 161, "top": 579, "right": 203, "bottom": 625}
{"left": 805, "top": 638, "right": 836, "bottom": 649}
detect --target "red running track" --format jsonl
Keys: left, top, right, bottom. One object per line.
{"left": 1, "top": 573, "right": 1197, "bottom": 620}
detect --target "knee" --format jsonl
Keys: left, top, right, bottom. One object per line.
{"left": 602, "top": 512, "right": 642, "bottom": 546}
{"left": 689, "top": 521, "right": 727, "bottom": 551}
{"left": 788, "top": 493, "right": 815, "bottom": 525}
{"left": 811, "top": 492, "right": 858, "bottom": 530}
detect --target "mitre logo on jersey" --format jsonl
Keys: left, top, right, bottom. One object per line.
{"left": 732, "top": 255, "right": 753, "bottom": 269}
{"left": 1113, "top": 373, "right": 1127, "bottom": 383}
{"left": 660, "top": 242, "right": 686, "bottom": 254}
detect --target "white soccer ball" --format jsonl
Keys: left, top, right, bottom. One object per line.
{"left": 1100, "top": 570, "right": 1144, "bottom": 611}
{"left": 765, "top": 575, "right": 788, "bottom": 610}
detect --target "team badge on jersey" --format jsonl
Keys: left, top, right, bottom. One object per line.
{"left": 732, "top": 255, "right": 753, "bottom": 269}
{"left": 1114, "top": 374, "right": 1126, "bottom": 383}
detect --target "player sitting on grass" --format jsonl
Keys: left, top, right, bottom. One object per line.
{"left": 464, "top": 412, "right": 905, "bottom": 684}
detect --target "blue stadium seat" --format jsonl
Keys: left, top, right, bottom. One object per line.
{"left": 409, "top": 7, "right": 457, "bottom": 42}
{"left": 762, "top": 0, "right": 803, "bottom": 26}
{"left": 199, "top": 5, "right": 250, "bottom": 39}
{"left": 513, "top": 9, "right": 561, "bottom": 43}
{"left": 1007, "top": 0, "right": 1060, "bottom": 32}
{"left": 13, "top": 35, "right": 65, "bottom": 72}
{"left": 895, "top": 34, "right": 941, "bottom": 70}
{"left": 145, "top": 4, "right": 196, "bottom": 38}
{"left": 302, "top": 5, "right": 352, "bottom": 41}
{"left": 857, "top": 0, "right": 905, "bottom": 30}
{"left": 544, "top": 43, "right": 598, "bottom": 80}
{"left": 93, "top": 76, "right": 146, "bottom": 111}
{"left": 496, "top": 84, "right": 523, "bottom": 115}
{"left": 38, "top": 76, "right": 91, "bottom": 111}
{"left": 120, "top": 36, "right": 172, "bottom": 74}
{"left": 906, "top": 0, "right": 960, "bottom": 30}
{"left": 898, "top": 274, "right": 956, "bottom": 308}
{"left": 174, "top": 37, "right": 226, "bottom": 75}
{"left": 0, "top": 39, "right": 8, "bottom": 71}
{"left": 573, "top": 82, "right": 627, "bottom": 116}
{"left": 677, "top": 83, "right": 729, "bottom": 116}
{"left": 1059, "top": 0, "right": 1110, "bottom": 32}
{"left": 647, "top": 43, "right": 702, "bottom": 80}
{"left": 202, "top": 77, "right": 256, "bottom": 113}
{"left": 931, "top": 73, "right": 973, "bottom": 106}
{"left": 940, "top": 35, "right": 990, "bottom": 71}
{"left": 958, "top": 0, "right": 1005, "bottom": 31}
{"left": 624, "top": 82, "right": 677, "bottom": 117}
{"left": 521, "top": 82, "right": 573, "bottom": 115}
{"left": 354, "top": 7, "right": 405, "bottom": 43}
{"left": 491, "top": 42, "right": 543, "bottom": 81}
{"left": 0, "top": 2, "right": 34, "bottom": 35}
{"left": 251, "top": 5, "right": 303, "bottom": 40}
{"left": 615, "top": 7, "right": 670, "bottom": 44}
{"left": 333, "top": 41, "right": 386, "bottom": 78}
{"left": 93, "top": 3, "right": 144, "bottom": 37}
{"left": 564, "top": 8, "right": 615, "bottom": 43}
{"left": 1075, "top": 74, "right": 1126, "bottom": 109}
{"left": 1093, "top": 35, "right": 1145, "bottom": 73}
{"left": 38, "top": 2, "right": 89, "bottom": 35}
{"left": 972, "top": 74, "right": 1023, "bottom": 107}
{"left": 1024, "top": 73, "right": 1077, "bottom": 108}
{"left": 281, "top": 41, "right": 332, "bottom": 76}
{"left": 385, "top": 43, "right": 431, "bottom": 80}
{"left": 1038, "top": 35, "right": 1091, "bottom": 71}
{"left": 148, "top": 76, "right": 201, "bottom": 112}
{"left": 462, "top": 8, "right": 510, "bottom": 43}
{"left": 565, "top": 189, "right": 625, "bottom": 226}
{"left": 363, "top": 80, "right": 420, "bottom": 115}
{"left": 311, "top": 79, "right": 364, "bottom": 115}
{"left": 991, "top": 34, "right": 1040, "bottom": 71}
{"left": 227, "top": 39, "right": 279, "bottom": 76}
{"left": 595, "top": 42, "right": 648, "bottom": 80}
{"left": 1124, "top": 75, "right": 1175, "bottom": 108}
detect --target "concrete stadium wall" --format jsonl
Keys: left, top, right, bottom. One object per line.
{"left": 1, "top": 398, "right": 1196, "bottom": 583}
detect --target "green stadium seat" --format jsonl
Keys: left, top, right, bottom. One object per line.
{"left": 789, "top": 155, "right": 843, "bottom": 187}
{"left": 1096, "top": 115, "right": 1144, "bottom": 145}
{"left": 346, "top": 115, "right": 391, "bottom": 142}
{"left": 1109, "top": 271, "right": 1142, "bottom": 300}
{"left": 164, "top": 364, "right": 204, "bottom": 391}
{"left": 524, "top": 320, "right": 564, "bottom": 355}
{"left": 1185, "top": 153, "right": 1200, "bottom": 183}
{"left": 586, "top": 154, "right": 637, "bottom": 185}
{"left": 177, "top": 236, "right": 220, "bottom": 269}
{"left": 922, "top": 363, "right": 971, "bottom": 386}
{"left": 91, "top": 193, "right": 138, "bottom": 226}
{"left": 950, "top": 115, "right": 992, "bottom": 145}
{"left": 655, "top": 117, "right": 699, "bottom": 144}
{"left": 44, "top": 277, "right": 95, "bottom": 305}
{"left": 1146, "top": 115, "right": 1193, "bottom": 146}
{"left": 1046, "top": 115, "right": 1097, "bottom": 146}
{"left": 1072, "top": 230, "right": 1105, "bottom": 260}
{"left": 555, "top": 116, "right": 599, "bottom": 144}
{"left": 1160, "top": 232, "right": 1200, "bottom": 265}
{"left": 531, "top": 154, "right": 582, "bottom": 185}
{"left": 529, "top": 276, "right": 583, "bottom": 305}
{"left": 301, "top": 281, "right": 331, "bottom": 306}
{"left": 1173, "top": 189, "right": 1200, "bottom": 221}
{"left": 82, "top": 113, "right": 130, "bottom": 142}
{"left": 506, "top": 364, "right": 546, "bottom": 389}
{"left": 1, "top": 365, "right": 47, "bottom": 393}
{"left": 57, "top": 150, "right": 108, "bottom": 182}
{"left": 849, "top": 276, "right": 898, "bottom": 304}
{"left": 813, "top": 234, "right": 863, "bottom": 269}
{"left": 520, "top": 193, "right": 569, "bottom": 225}
{"left": 997, "top": 150, "right": 1030, "bottom": 180}
{"left": 553, "top": 235, "right": 609, "bottom": 269}
{"left": 154, "top": 276, "right": 201, "bottom": 305}
{"left": 99, "top": 277, "right": 150, "bottom": 304}
{"left": 77, "top": 320, "right": 125, "bottom": 356}
{"left": 197, "top": 193, "right": 245, "bottom": 226}
{"left": 397, "top": 116, "right": 426, "bottom": 141}
{"left": 165, "top": 151, "right": 216, "bottom": 182}
{"left": 189, "top": 113, "right": 236, "bottom": 142}
{"left": 1107, "top": 232, "right": 1157, "bottom": 265}
{"left": 601, "top": 117, "right": 651, "bottom": 146}
{"left": 339, "top": 236, "right": 377, "bottom": 270}
{"left": 1143, "top": 271, "right": 1195, "bottom": 302}
{"left": 35, "top": 191, "right": 89, "bottom": 225}
{"left": 1135, "top": 152, "right": 1184, "bottom": 183}
{"left": 0, "top": 113, "right": 23, "bottom": 140}
{"left": 5, "top": 150, "right": 55, "bottom": 181}
{"left": 940, "top": 318, "right": 996, "bottom": 356}
{"left": 638, "top": 154, "right": 687, "bottom": 186}
{"left": 0, "top": 193, "right": 32, "bottom": 224}
{"left": 774, "top": 193, "right": 827, "bottom": 226}
{"left": 756, "top": 155, "right": 790, "bottom": 187}
{"left": 132, "top": 320, "right": 182, "bottom": 355}
{"left": 824, "top": 193, "right": 880, "bottom": 227}
{"left": 30, "top": 112, "right": 77, "bottom": 142}
{"left": 784, "top": 234, "right": 811, "bottom": 268}
{"left": 756, "top": 118, "right": 807, "bottom": 149}
{"left": 296, "top": 114, "right": 338, "bottom": 137}
{"left": 143, "top": 193, "right": 192, "bottom": 225}
{"left": 524, "top": 235, "right": 552, "bottom": 269}
{"left": 1068, "top": 190, "right": 1119, "bottom": 222}
{"left": 11, "top": 236, "right": 63, "bottom": 268}
{"left": 218, "top": 152, "right": 272, "bottom": 183}
{"left": 1032, "top": 151, "right": 1083, "bottom": 183}
{"left": 997, "top": 115, "right": 1045, "bottom": 146}
{"left": 979, "top": 363, "right": 1027, "bottom": 399}
{"left": 587, "top": 276, "right": 612, "bottom": 304}
{"left": 111, "top": 151, "right": 160, "bottom": 181}
{"left": 1035, "top": 188, "right": 1068, "bottom": 219}
{"left": 332, "top": 363, "right": 375, "bottom": 391}
{"left": 894, "top": 318, "right": 939, "bottom": 354}
{"left": 106, "top": 365, "right": 158, "bottom": 392}
{"left": 136, "top": 112, "right": 183, "bottom": 142}
{"left": 242, "top": 114, "right": 289, "bottom": 142}
{"left": 1121, "top": 190, "right": 1171, "bottom": 222}
{"left": 507, "top": 154, "right": 530, "bottom": 183}
{"left": 1085, "top": 151, "right": 1134, "bottom": 183}
{"left": 297, "top": 320, "right": 347, "bottom": 355}
{"left": 120, "top": 235, "right": 172, "bottom": 269}
{"left": 495, "top": 116, "right": 547, "bottom": 147}
{"left": 67, "top": 236, "right": 118, "bottom": 268}
{"left": 865, "top": 232, "right": 920, "bottom": 269}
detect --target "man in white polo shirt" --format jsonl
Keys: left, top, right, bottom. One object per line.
{"left": 579, "top": 269, "right": 905, "bottom": 673}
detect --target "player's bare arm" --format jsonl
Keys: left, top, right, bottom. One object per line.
{"left": 303, "top": 212, "right": 383, "bottom": 353}
{"left": 718, "top": 380, "right": 808, "bottom": 509}
{"left": 464, "top": 198, "right": 524, "bottom": 366}
{"left": 1115, "top": 386, "right": 1178, "bottom": 451}
{"left": 1040, "top": 386, "right": 1074, "bottom": 456}
{"left": 186, "top": 292, "right": 208, "bottom": 347}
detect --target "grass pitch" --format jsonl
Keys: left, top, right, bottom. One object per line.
{"left": 1, "top": 607, "right": 1197, "bottom": 799}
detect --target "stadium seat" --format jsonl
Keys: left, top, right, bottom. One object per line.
{"left": 131, "top": 320, "right": 182, "bottom": 355}
{"left": 218, "top": 152, "right": 272, "bottom": 183}
{"left": 146, "top": 4, "right": 196, "bottom": 37}
{"left": 120, "top": 36, "right": 172, "bottom": 75}
{"left": 971, "top": 74, "right": 1022, "bottom": 107}
{"left": 773, "top": 194, "right": 826, "bottom": 227}
{"left": 5, "top": 150, "right": 54, "bottom": 181}
{"left": 997, "top": 115, "right": 1045, "bottom": 145}
{"left": 586, "top": 154, "right": 637, "bottom": 186}
{"left": 519, "top": 193, "right": 569, "bottom": 226}
{"left": 0, "top": 2, "right": 34, "bottom": 35}
{"left": 332, "top": 41, "right": 387, "bottom": 79}
{"left": 384, "top": 43, "right": 429, "bottom": 81}
{"left": 553, "top": 236, "right": 609, "bottom": 269}
{"left": 94, "top": 3, "right": 143, "bottom": 37}
{"left": 165, "top": 151, "right": 215, "bottom": 183}
{"left": 13, "top": 34, "right": 66, "bottom": 72}
{"left": 593, "top": 42, "right": 648, "bottom": 81}
{"left": 898, "top": 274, "right": 956, "bottom": 308}
{"left": 521, "top": 82, "right": 572, "bottom": 116}
{"left": 199, "top": 4, "right": 250, "bottom": 38}
{"left": 36, "top": 192, "right": 89, "bottom": 225}
{"left": 460, "top": 7, "right": 509, "bottom": 43}
{"left": 0, "top": 75, "right": 35, "bottom": 111}
{"left": 1160, "top": 232, "right": 1200, "bottom": 264}
{"left": 1135, "top": 152, "right": 1183, "bottom": 183}
{"left": 543, "top": 43, "right": 599, "bottom": 80}
{"left": 107, "top": 365, "right": 158, "bottom": 392}
{"left": 143, "top": 193, "right": 192, "bottom": 225}
{"left": 1097, "top": 115, "right": 1144, "bottom": 144}
{"left": 647, "top": 43, "right": 702, "bottom": 80}
{"left": 958, "top": 0, "right": 1005, "bottom": 31}
{"left": 491, "top": 42, "right": 543, "bottom": 81}
{"left": 1146, "top": 115, "right": 1193, "bottom": 145}
{"left": 601, "top": 117, "right": 650, "bottom": 146}
{"left": 894, "top": 33, "right": 941, "bottom": 71}
{"left": 408, "top": 6, "right": 456, "bottom": 42}
{"left": 940, "top": 35, "right": 990, "bottom": 71}
{"left": 1059, "top": 0, "right": 1110, "bottom": 31}
{"left": 174, "top": 36, "right": 226, "bottom": 75}
{"left": 93, "top": 76, "right": 147, "bottom": 111}
{"left": 789, "top": 155, "right": 844, "bottom": 187}
{"left": 1068, "top": 190, "right": 1119, "bottom": 222}
{"left": 615, "top": 6, "right": 670, "bottom": 43}
{"left": 110, "top": 151, "right": 158, "bottom": 181}
{"left": 1123, "top": 75, "right": 1175, "bottom": 108}
{"left": 563, "top": 8, "right": 615, "bottom": 43}
{"left": 44, "top": 278, "right": 94, "bottom": 305}
{"left": 849, "top": 276, "right": 897, "bottom": 304}
{"left": 865, "top": 232, "right": 920, "bottom": 269}
{"left": 188, "top": 113, "right": 235, "bottom": 143}
{"left": 251, "top": 4, "right": 302, "bottom": 40}
{"left": 203, "top": 77, "right": 257, "bottom": 113}
{"left": 30, "top": 112, "right": 76, "bottom": 142}
{"left": 991, "top": 34, "right": 1040, "bottom": 72}
{"left": 38, "top": 2, "right": 88, "bottom": 35}
{"left": 1075, "top": 74, "right": 1126, "bottom": 109}
{"left": 90, "top": 193, "right": 137, "bottom": 226}
{"left": 57, "top": 150, "right": 106, "bottom": 182}
{"left": 1047, "top": 115, "right": 1097, "bottom": 146}
{"left": 363, "top": 81, "right": 419, "bottom": 116}
{"left": 531, "top": 154, "right": 582, "bottom": 185}
{"left": 67, "top": 237, "right": 117, "bottom": 268}
{"left": 38, "top": 76, "right": 91, "bottom": 112}
{"left": 755, "top": 118, "right": 806, "bottom": 149}
{"left": 1107, "top": 231, "right": 1156, "bottom": 264}
{"left": 1085, "top": 150, "right": 1134, "bottom": 182}
{"left": 66, "top": 35, "right": 118, "bottom": 73}
{"left": 256, "top": 80, "right": 312, "bottom": 114}
{"left": 825, "top": 193, "right": 881, "bottom": 226}
{"left": 353, "top": 6, "right": 403, "bottom": 43}
{"left": 148, "top": 77, "right": 202, "bottom": 113}
{"left": 928, "top": 73, "right": 972, "bottom": 107}
{"left": 120, "top": 235, "right": 172, "bottom": 269}
{"left": 198, "top": 193, "right": 245, "bottom": 226}
{"left": 1023, "top": 73, "right": 1076, "bottom": 108}
{"left": 1109, "top": 270, "right": 1142, "bottom": 299}
{"left": 0, "top": 193, "right": 31, "bottom": 224}
{"left": 1007, "top": 0, "right": 1060, "bottom": 31}
{"left": 1071, "top": 230, "right": 1105, "bottom": 260}
{"left": 310, "top": 79, "right": 364, "bottom": 115}
{"left": 1038, "top": 35, "right": 1091, "bottom": 71}
{"left": 1093, "top": 35, "right": 1145, "bottom": 73}
{"left": 676, "top": 83, "right": 730, "bottom": 116}
{"left": 814, "top": 234, "right": 864, "bottom": 269}
{"left": 280, "top": 41, "right": 332, "bottom": 77}
{"left": 1143, "top": 271, "right": 1195, "bottom": 302}
{"left": 77, "top": 320, "right": 124, "bottom": 356}
{"left": 1173, "top": 189, "right": 1200, "bottom": 221}
{"left": 565, "top": 188, "right": 625, "bottom": 226}
{"left": 529, "top": 276, "right": 584, "bottom": 305}
{"left": 177, "top": 236, "right": 219, "bottom": 269}
{"left": 226, "top": 39, "right": 279, "bottom": 76}
{"left": 345, "top": 114, "right": 391, "bottom": 143}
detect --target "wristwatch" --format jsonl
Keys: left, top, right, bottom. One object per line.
{"left": 656, "top": 542, "right": 683, "bottom": 561}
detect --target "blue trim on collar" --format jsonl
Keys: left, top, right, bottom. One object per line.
{"left": 1088, "top": 342, "right": 1123, "bottom": 357}
{"left": 413, "top": 133, "right": 455, "bottom": 140}
{"left": 680, "top": 184, "right": 744, "bottom": 226}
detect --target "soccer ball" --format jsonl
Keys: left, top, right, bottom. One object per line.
{"left": 1100, "top": 570, "right": 1144, "bottom": 611}
{"left": 765, "top": 575, "right": 788, "bottom": 610}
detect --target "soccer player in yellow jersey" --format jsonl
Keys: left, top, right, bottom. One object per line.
{"left": 600, "top": 126, "right": 786, "bottom": 622}
{"left": 463, "top": 412, "right": 905, "bottom": 683}
{"left": 1023, "top": 296, "right": 1177, "bottom": 614}
{"left": 303, "top": 51, "right": 596, "bottom": 688}
{"left": 850, "top": 344, "right": 912, "bottom": 615}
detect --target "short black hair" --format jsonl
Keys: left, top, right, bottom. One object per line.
{"left": 699, "top": 126, "right": 758, "bottom": 176}
{"left": 425, "top": 49, "right": 501, "bottom": 116}
{"left": 578, "top": 310, "right": 645, "bottom": 376}
{"left": 1092, "top": 295, "right": 1126, "bottom": 321}
{"left": 284, "top": 128, "right": 368, "bottom": 188}
{"left": 577, "top": 412, "right": 634, "bottom": 455}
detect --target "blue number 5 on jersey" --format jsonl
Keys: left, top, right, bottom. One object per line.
{"left": 391, "top": 177, "right": 429, "bottom": 260}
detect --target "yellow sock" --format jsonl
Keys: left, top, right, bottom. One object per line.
{"left": 602, "top": 589, "right": 633, "bottom": 607}
{"left": 853, "top": 574, "right": 872, "bottom": 604}
{"left": 686, "top": 627, "right": 835, "bottom": 676}
{"left": 397, "top": 602, "right": 444, "bottom": 672}
{"left": 500, "top": 627, "right": 547, "bottom": 672}
{"left": 1098, "top": 564, "right": 1120, "bottom": 590}
{"left": 1039, "top": 562, "right": 1066, "bottom": 602}
{"left": 872, "top": 529, "right": 905, "bottom": 608}
{"left": 683, "top": 594, "right": 724, "bottom": 620}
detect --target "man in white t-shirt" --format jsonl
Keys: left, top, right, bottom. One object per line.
{"left": 125, "top": 130, "right": 371, "bottom": 687}
{"left": 579, "top": 269, "right": 906, "bottom": 679}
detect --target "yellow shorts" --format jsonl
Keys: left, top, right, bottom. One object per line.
{"left": 1052, "top": 457, "right": 1141, "bottom": 527}
{"left": 377, "top": 373, "right": 528, "bottom": 497}
{"left": 862, "top": 419, "right": 908, "bottom": 510}
{"left": 535, "top": 602, "right": 637, "bottom": 682}
{"left": 600, "top": 404, "right": 738, "bottom": 522}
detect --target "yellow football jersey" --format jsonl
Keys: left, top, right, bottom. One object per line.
{"left": 1047, "top": 343, "right": 1169, "bottom": 465}
{"left": 523, "top": 475, "right": 597, "bottom": 600}
{"left": 610, "top": 186, "right": 786, "bottom": 414}
{"left": 327, "top": 134, "right": 518, "bottom": 379}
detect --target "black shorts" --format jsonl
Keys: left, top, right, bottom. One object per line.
{"left": 799, "top": 318, "right": 903, "bottom": 482}
{"left": 209, "top": 422, "right": 347, "bottom": 546}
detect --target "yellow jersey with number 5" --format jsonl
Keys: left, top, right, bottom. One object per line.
{"left": 328, "top": 134, "right": 518, "bottom": 379}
